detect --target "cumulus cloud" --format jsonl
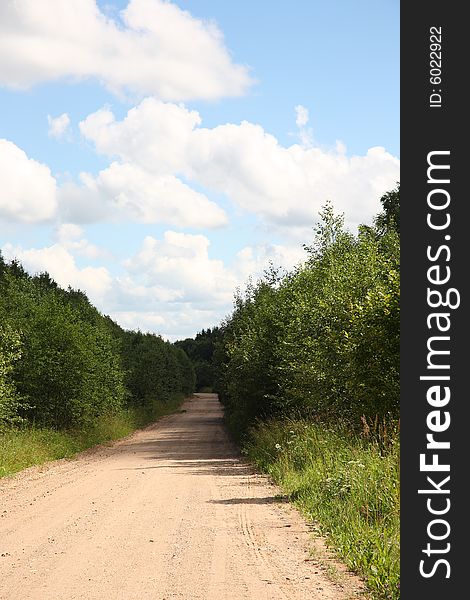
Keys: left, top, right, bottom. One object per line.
{"left": 108, "top": 306, "right": 226, "bottom": 342}
{"left": 0, "top": 139, "right": 57, "bottom": 223}
{"left": 0, "top": 0, "right": 253, "bottom": 101}
{"left": 79, "top": 99, "right": 201, "bottom": 173}
{"left": 123, "top": 231, "right": 237, "bottom": 305}
{"left": 2, "top": 229, "right": 308, "bottom": 339}
{"left": 59, "top": 162, "right": 227, "bottom": 228}
{"left": 1, "top": 242, "right": 112, "bottom": 304}
{"left": 54, "top": 223, "right": 110, "bottom": 259}
{"left": 124, "top": 232, "right": 306, "bottom": 302}
{"left": 112, "top": 231, "right": 307, "bottom": 338}
{"left": 109, "top": 311, "right": 166, "bottom": 332}
{"left": 47, "top": 113, "right": 70, "bottom": 138}
{"left": 233, "top": 243, "right": 306, "bottom": 283}
{"left": 80, "top": 99, "right": 400, "bottom": 233}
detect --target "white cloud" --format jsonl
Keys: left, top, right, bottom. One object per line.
{"left": 294, "top": 104, "right": 313, "bottom": 147}
{"left": 112, "top": 232, "right": 307, "bottom": 338}
{"left": 1, "top": 231, "right": 237, "bottom": 339}
{"left": 109, "top": 232, "right": 306, "bottom": 338}
{"left": 233, "top": 243, "right": 306, "bottom": 282}
{"left": 59, "top": 161, "right": 227, "bottom": 228}
{"left": 0, "top": 0, "right": 252, "bottom": 101}
{"left": 80, "top": 99, "right": 399, "bottom": 233}
{"left": 55, "top": 223, "right": 83, "bottom": 242}
{"left": 295, "top": 105, "right": 309, "bottom": 127}
{"left": 123, "top": 231, "right": 237, "bottom": 305}
{"left": 0, "top": 139, "right": 57, "bottom": 223}
{"left": 2, "top": 230, "right": 309, "bottom": 339}
{"left": 109, "top": 311, "right": 166, "bottom": 332}
{"left": 1, "top": 242, "right": 112, "bottom": 304}
{"left": 54, "top": 223, "right": 110, "bottom": 259}
{"left": 47, "top": 113, "right": 70, "bottom": 138}
{"left": 79, "top": 99, "right": 201, "bottom": 173}
{"left": 0, "top": 130, "right": 226, "bottom": 230}
{"left": 124, "top": 232, "right": 306, "bottom": 301}
{"left": 107, "top": 305, "right": 227, "bottom": 341}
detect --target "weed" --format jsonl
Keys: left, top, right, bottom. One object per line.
{"left": 244, "top": 417, "right": 400, "bottom": 600}
{"left": 0, "top": 394, "right": 185, "bottom": 479}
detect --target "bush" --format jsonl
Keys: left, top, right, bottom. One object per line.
{"left": 216, "top": 200, "right": 399, "bottom": 433}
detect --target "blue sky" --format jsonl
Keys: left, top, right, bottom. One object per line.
{"left": 0, "top": 0, "right": 399, "bottom": 340}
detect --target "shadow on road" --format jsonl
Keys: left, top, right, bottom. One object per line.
{"left": 113, "top": 394, "right": 255, "bottom": 478}
{"left": 207, "top": 496, "right": 289, "bottom": 505}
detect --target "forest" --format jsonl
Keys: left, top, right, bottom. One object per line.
{"left": 0, "top": 258, "right": 195, "bottom": 433}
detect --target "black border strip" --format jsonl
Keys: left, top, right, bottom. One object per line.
{"left": 401, "top": 3, "right": 467, "bottom": 597}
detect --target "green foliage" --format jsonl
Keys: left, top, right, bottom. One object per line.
{"left": 245, "top": 418, "right": 400, "bottom": 600}
{"left": 374, "top": 182, "right": 400, "bottom": 235}
{"left": 0, "top": 394, "right": 185, "bottom": 479}
{"left": 215, "top": 280, "right": 285, "bottom": 436}
{"left": 0, "top": 251, "right": 194, "bottom": 432}
{"left": 122, "top": 331, "right": 170, "bottom": 407}
{"left": 0, "top": 324, "right": 24, "bottom": 426}
{"left": 174, "top": 346, "right": 197, "bottom": 396}
{"left": 215, "top": 192, "right": 400, "bottom": 431}
{"left": 120, "top": 331, "right": 195, "bottom": 412}
{"left": 1, "top": 272, "right": 126, "bottom": 428}
{"left": 175, "top": 328, "right": 219, "bottom": 391}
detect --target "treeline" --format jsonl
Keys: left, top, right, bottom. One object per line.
{"left": 174, "top": 328, "right": 220, "bottom": 391}
{"left": 213, "top": 186, "right": 400, "bottom": 435}
{"left": 0, "top": 257, "right": 195, "bottom": 431}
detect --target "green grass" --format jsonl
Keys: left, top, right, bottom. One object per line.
{"left": 0, "top": 394, "right": 185, "bottom": 479}
{"left": 243, "top": 417, "right": 400, "bottom": 600}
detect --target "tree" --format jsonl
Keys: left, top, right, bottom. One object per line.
{"left": 213, "top": 188, "right": 400, "bottom": 435}
{"left": 374, "top": 183, "right": 400, "bottom": 235}
{"left": 175, "top": 328, "right": 220, "bottom": 391}
{"left": 0, "top": 253, "right": 195, "bottom": 430}
{"left": 0, "top": 324, "right": 23, "bottom": 426}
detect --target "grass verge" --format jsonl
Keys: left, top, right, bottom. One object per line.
{"left": 243, "top": 417, "right": 400, "bottom": 600}
{"left": 0, "top": 394, "right": 185, "bottom": 479}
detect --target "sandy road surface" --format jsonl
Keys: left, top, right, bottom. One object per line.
{"left": 0, "top": 394, "right": 364, "bottom": 600}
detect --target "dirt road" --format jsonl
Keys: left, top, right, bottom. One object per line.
{"left": 0, "top": 394, "right": 363, "bottom": 600}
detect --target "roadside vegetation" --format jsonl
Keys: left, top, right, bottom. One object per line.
{"left": 185, "top": 185, "right": 400, "bottom": 599}
{"left": 245, "top": 418, "right": 399, "bottom": 599}
{"left": 0, "top": 258, "right": 195, "bottom": 478}
{"left": 1, "top": 185, "right": 400, "bottom": 598}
